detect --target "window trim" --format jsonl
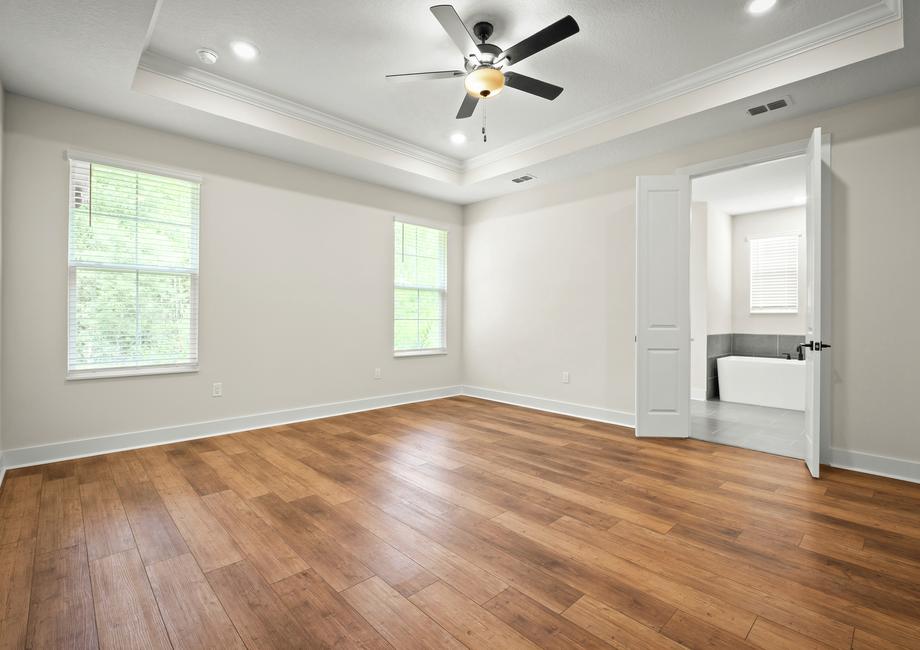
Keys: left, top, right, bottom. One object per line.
{"left": 65, "top": 149, "right": 203, "bottom": 184}
{"left": 748, "top": 232, "right": 800, "bottom": 315}
{"left": 65, "top": 152, "right": 201, "bottom": 380}
{"left": 392, "top": 218, "right": 448, "bottom": 357}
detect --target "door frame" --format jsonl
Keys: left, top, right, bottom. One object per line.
{"left": 673, "top": 136, "right": 833, "bottom": 464}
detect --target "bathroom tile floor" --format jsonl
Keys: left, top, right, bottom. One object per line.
{"left": 691, "top": 398, "right": 805, "bottom": 459}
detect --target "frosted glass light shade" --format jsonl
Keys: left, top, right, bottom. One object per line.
{"left": 465, "top": 67, "right": 505, "bottom": 98}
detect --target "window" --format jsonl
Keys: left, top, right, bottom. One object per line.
{"left": 394, "top": 220, "right": 447, "bottom": 355}
{"left": 67, "top": 155, "right": 200, "bottom": 378}
{"left": 749, "top": 234, "right": 799, "bottom": 314}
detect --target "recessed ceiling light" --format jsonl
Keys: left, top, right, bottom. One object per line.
{"left": 449, "top": 132, "right": 467, "bottom": 145}
{"left": 230, "top": 41, "right": 259, "bottom": 61}
{"left": 747, "top": 0, "right": 777, "bottom": 15}
{"left": 196, "top": 48, "right": 219, "bottom": 65}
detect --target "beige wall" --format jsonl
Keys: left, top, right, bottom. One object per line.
{"left": 731, "top": 206, "right": 806, "bottom": 335}
{"left": 464, "top": 85, "right": 920, "bottom": 465}
{"left": 1, "top": 95, "right": 463, "bottom": 452}
{"left": 689, "top": 203, "right": 708, "bottom": 400}
{"left": 706, "top": 206, "right": 733, "bottom": 335}
{"left": 0, "top": 85, "right": 4, "bottom": 462}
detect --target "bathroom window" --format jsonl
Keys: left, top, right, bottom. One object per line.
{"left": 750, "top": 234, "right": 799, "bottom": 314}
{"left": 394, "top": 220, "right": 447, "bottom": 355}
{"left": 67, "top": 155, "right": 200, "bottom": 378}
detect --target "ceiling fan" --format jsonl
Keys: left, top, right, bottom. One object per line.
{"left": 386, "top": 4, "right": 579, "bottom": 119}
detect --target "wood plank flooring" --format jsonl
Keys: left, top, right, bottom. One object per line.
{"left": 1, "top": 396, "right": 920, "bottom": 648}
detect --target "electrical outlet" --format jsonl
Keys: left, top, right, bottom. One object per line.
{"left": 374, "top": 368, "right": 382, "bottom": 380}
{"left": 561, "top": 371, "right": 570, "bottom": 384}
{"left": 212, "top": 382, "right": 223, "bottom": 397}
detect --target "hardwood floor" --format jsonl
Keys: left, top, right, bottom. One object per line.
{"left": 1, "top": 396, "right": 919, "bottom": 648}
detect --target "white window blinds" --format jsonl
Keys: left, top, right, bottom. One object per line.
{"left": 750, "top": 234, "right": 799, "bottom": 314}
{"left": 68, "top": 157, "right": 200, "bottom": 377}
{"left": 394, "top": 221, "right": 447, "bottom": 354}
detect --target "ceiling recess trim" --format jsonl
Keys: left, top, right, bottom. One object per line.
{"left": 136, "top": 51, "right": 463, "bottom": 176}
{"left": 464, "top": 0, "right": 903, "bottom": 171}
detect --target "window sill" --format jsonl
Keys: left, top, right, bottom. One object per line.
{"left": 66, "top": 365, "right": 199, "bottom": 381}
{"left": 394, "top": 349, "right": 448, "bottom": 358}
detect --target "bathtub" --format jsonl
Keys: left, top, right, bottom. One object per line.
{"left": 717, "top": 356, "right": 805, "bottom": 411}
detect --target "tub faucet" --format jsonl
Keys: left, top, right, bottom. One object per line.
{"left": 782, "top": 353, "right": 792, "bottom": 360}
{"left": 795, "top": 343, "right": 806, "bottom": 361}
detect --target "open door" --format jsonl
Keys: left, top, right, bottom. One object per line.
{"left": 803, "top": 127, "right": 827, "bottom": 478}
{"left": 636, "top": 175, "right": 691, "bottom": 438}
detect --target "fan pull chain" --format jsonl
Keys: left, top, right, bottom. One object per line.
{"left": 482, "top": 104, "right": 488, "bottom": 143}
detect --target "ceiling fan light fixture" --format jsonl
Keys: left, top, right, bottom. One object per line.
{"left": 465, "top": 67, "right": 504, "bottom": 98}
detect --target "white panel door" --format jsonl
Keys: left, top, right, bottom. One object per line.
{"left": 804, "top": 128, "right": 825, "bottom": 478}
{"left": 636, "top": 175, "right": 691, "bottom": 438}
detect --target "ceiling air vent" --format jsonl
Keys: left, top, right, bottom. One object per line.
{"left": 766, "top": 98, "right": 788, "bottom": 111}
{"left": 748, "top": 96, "right": 792, "bottom": 116}
{"left": 511, "top": 174, "right": 537, "bottom": 184}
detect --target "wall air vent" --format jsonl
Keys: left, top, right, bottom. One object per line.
{"left": 748, "top": 96, "right": 792, "bottom": 116}
{"left": 511, "top": 174, "right": 537, "bottom": 184}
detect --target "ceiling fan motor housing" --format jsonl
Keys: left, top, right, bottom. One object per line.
{"left": 472, "top": 21, "right": 494, "bottom": 43}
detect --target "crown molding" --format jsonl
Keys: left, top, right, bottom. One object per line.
{"left": 137, "top": 51, "right": 463, "bottom": 176}
{"left": 464, "top": 0, "right": 903, "bottom": 172}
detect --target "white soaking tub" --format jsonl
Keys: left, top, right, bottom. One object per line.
{"left": 717, "top": 356, "right": 805, "bottom": 411}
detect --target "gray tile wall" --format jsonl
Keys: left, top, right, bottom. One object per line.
{"left": 706, "top": 334, "right": 732, "bottom": 399}
{"left": 706, "top": 333, "right": 805, "bottom": 399}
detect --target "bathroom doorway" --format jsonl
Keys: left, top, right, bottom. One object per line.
{"left": 689, "top": 155, "right": 808, "bottom": 459}
{"left": 635, "top": 129, "right": 830, "bottom": 477}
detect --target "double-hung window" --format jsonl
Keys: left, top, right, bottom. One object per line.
{"left": 749, "top": 234, "right": 799, "bottom": 314}
{"left": 67, "top": 154, "right": 200, "bottom": 378}
{"left": 394, "top": 220, "right": 447, "bottom": 355}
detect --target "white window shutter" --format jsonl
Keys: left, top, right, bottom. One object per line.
{"left": 750, "top": 234, "right": 799, "bottom": 314}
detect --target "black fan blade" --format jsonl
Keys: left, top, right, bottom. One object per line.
{"left": 430, "top": 5, "right": 481, "bottom": 59}
{"left": 504, "top": 72, "right": 563, "bottom": 100}
{"left": 456, "top": 93, "right": 478, "bottom": 119}
{"left": 386, "top": 70, "right": 465, "bottom": 82}
{"left": 499, "top": 15, "right": 579, "bottom": 66}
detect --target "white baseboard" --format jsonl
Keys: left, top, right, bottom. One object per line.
{"left": 0, "top": 385, "right": 462, "bottom": 473}
{"left": 3, "top": 384, "right": 918, "bottom": 488}
{"left": 691, "top": 388, "right": 707, "bottom": 401}
{"left": 829, "top": 447, "right": 920, "bottom": 485}
{"left": 461, "top": 385, "right": 635, "bottom": 428}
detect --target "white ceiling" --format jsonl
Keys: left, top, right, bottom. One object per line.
{"left": 146, "top": 0, "right": 874, "bottom": 159}
{"left": 692, "top": 155, "right": 807, "bottom": 215}
{"left": 0, "top": 1, "right": 916, "bottom": 204}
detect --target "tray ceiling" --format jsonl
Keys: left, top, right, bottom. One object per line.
{"left": 146, "top": 0, "right": 876, "bottom": 159}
